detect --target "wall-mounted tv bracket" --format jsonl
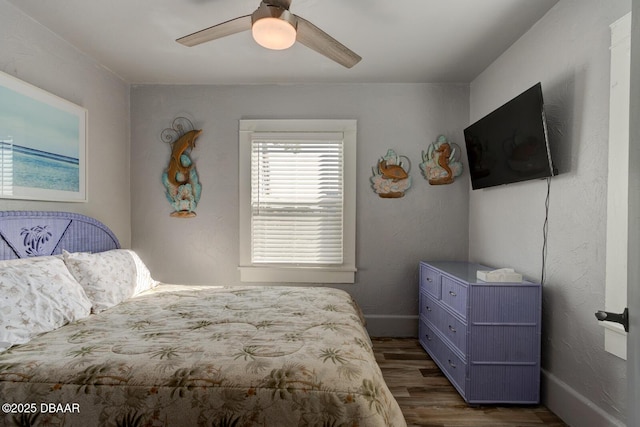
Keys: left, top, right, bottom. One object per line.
{"left": 595, "top": 307, "right": 629, "bottom": 332}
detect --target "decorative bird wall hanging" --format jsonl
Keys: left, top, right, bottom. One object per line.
{"left": 370, "top": 149, "right": 412, "bottom": 198}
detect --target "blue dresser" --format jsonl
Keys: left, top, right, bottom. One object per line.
{"left": 419, "top": 261, "right": 541, "bottom": 404}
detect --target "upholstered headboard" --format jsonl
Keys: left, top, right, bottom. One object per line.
{"left": 0, "top": 211, "right": 120, "bottom": 260}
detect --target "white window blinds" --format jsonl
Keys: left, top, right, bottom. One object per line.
{"left": 239, "top": 119, "right": 356, "bottom": 284}
{"left": 251, "top": 132, "right": 344, "bottom": 265}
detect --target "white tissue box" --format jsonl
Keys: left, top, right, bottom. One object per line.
{"left": 477, "top": 268, "right": 523, "bottom": 282}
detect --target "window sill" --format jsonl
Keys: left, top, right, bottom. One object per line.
{"left": 238, "top": 265, "right": 356, "bottom": 284}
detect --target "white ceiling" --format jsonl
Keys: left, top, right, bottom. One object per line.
{"left": 7, "top": 0, "right": 559, "bottom": 85}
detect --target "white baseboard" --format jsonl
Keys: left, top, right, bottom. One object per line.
{"left": 364, "top": 314, "right": 418, "bottom": 337}
{"left": 542, "top": 369, "right": 625, "bottom": 427}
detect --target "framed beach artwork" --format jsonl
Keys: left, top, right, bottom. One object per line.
{"left": 0, "top": 71, "right": 87, "bottom": 202}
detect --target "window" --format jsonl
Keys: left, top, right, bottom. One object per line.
{"left": 239, "top": 119, "right": 357, "bottom": 283}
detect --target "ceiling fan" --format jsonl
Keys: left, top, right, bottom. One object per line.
{"left": 176, "top": 0, "right": 362, "bottom": 68}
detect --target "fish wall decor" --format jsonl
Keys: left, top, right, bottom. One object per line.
{"left": 160, "top": 117, "right": 202, "bottom": 217}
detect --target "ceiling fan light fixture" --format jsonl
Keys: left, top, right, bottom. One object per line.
{"left": 252, "top": 17, "right": 296, "bottom": 50}
{"left": 251, "top": 2, "right": 297, "bottom": 50}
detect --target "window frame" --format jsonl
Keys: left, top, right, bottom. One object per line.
{"left": 238, "top": 119, "right": 357, "bottom": 283}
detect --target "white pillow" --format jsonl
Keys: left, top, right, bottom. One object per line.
{"left": 63, "top": 249, "right": 157, "bottom": 313}
{"left": 0, "top": 257, "right": 92, "bottom": 350}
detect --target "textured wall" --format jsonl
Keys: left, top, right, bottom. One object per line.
{"left": 130, "top": 83, "right": 470, "bottom": 336}
{"left": 468, "top": 1, "right": 630, "bottom": 425}
{"left": 0, "top": 1, "right": 131, "bottom": 247}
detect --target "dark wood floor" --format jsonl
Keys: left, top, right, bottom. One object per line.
{"left": 371, "top": 338, "right": 567, "bottom": 427}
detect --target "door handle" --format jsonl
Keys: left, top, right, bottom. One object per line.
{"left": 595, "top": 308, "right": 629, "bottom": 332}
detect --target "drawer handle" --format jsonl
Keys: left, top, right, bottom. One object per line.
{"left": 425, "top": 306, "right": 432, "bottom": 312}
{"left": 449, "top": 290, "right": 457, "bottom": 297}
{"left": 425, "top": 334, "right": 432, "bottom": 342}
{"left": 448, "top": 325, "right": 456, "bottom": 333}
{"left": 426, "top": 277, "right": 433, "bottom": 282}
{"left": 448, "top": 359, "right": 457, "bottom": 369}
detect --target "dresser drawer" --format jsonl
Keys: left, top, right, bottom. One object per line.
{"left": 441, "top": 275, "right": 468, "bottom": 318}
{"left": 420, "top": 263, "right": 441, "bottom": 298}
{"left": 419, "top": 291, "right": 436, "bottom": 323}
{"left": 422, "top": 293, "right": 467, "bottom": 354}
{"left": 418, "top": 317, "right": 438, "bottom": 349}
{"left": 439, "top": 345, "right": 467, "bottom": 396}
{"left": 419, "top": 318, "right": 467, "bottom": 395}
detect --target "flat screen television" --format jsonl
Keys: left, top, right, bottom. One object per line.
{"left": 463, "top": 82, "right": 556, "bottom": 190}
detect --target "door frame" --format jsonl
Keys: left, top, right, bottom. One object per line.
{"left": 627, "top": 2, "right": 639, "bottom": 426}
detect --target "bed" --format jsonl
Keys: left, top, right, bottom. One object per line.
{"left": 0, "top": 211, "right": 406, "bottom": 427}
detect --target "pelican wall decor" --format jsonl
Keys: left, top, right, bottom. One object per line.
{"left": 420, "top": 135, "right": 463, "bottom": 185}
{"left": 161, "top": 117, "right": 202, "bottom": 217}
{"left": 370, "top": 149, "right": 411, "bottom": 198}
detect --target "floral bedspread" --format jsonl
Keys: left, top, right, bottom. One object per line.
{"left": 0, "top": 285, "right": 406, "bottom": 426}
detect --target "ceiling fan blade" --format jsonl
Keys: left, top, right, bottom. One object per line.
{"left": 177, "top": 15, "right": 252, "bottom": 47}
{"left": 295, "top": 16, "right": 362, "bottom": 68}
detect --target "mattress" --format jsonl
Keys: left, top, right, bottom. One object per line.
{"left": 0, "top": 284, "right": 406, "bottom": 426}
